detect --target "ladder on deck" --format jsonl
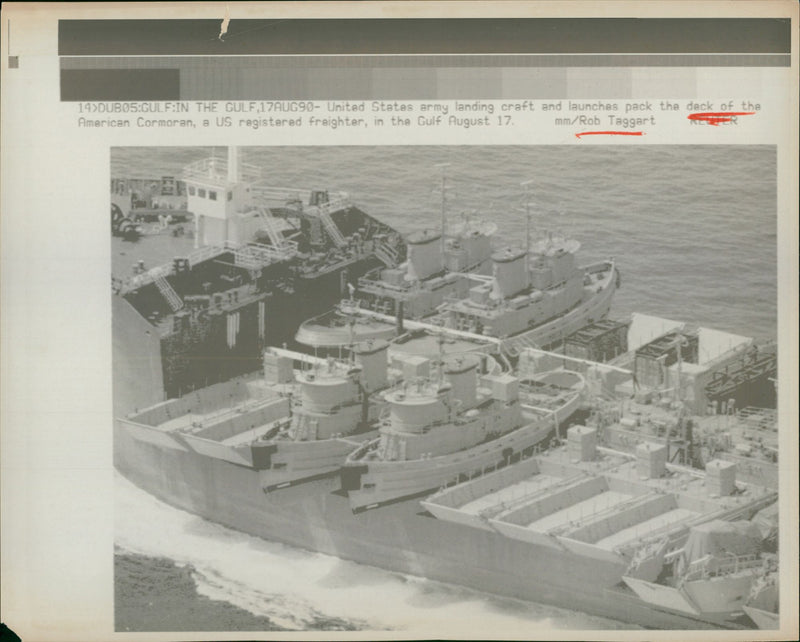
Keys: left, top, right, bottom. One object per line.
{"left": 316, "top": 203, "right": 347, "bottom": 247}
{"left": 257, "top": 208, "right": 291, "bottom": 250}
{"left": 154, "top": 275, "right": 183, "bottom": 311}
{"left": 373, "top": 238, "right": 400, "bottom": 267}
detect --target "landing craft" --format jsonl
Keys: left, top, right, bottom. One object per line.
{"left": 114, "top": 149, "right": 778, "bottom": 631}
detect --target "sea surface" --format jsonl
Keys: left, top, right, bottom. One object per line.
{"left": 112, "top": 145, "right": 777, "bottom": 632}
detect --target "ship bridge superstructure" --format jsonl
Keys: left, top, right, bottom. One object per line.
{"left": 182, "top": 147, "right": 355, "bottom": 256}
{"left": 438, "top": 233, "right": 587, "bottom": 338}
{"left": 352, "top": 218, "right": 498, "bottom": 320}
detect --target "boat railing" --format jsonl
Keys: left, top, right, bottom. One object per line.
{"left": 236, "top": 241, "right": 298, "bottom": 265}
{"left": 250, "top": 185, "right": 312, "bottom": 203}
{"left": 183, "top": 157, "right": 353, "bottom": 209}
{"left": 494, "top": 473, "right": 590, "bottom": 516}
{"left": 251, "top": 185, "right": 351, "bottom": 210}
{"left": 183, "top": 157, "right": 265, "bottom": 184}
{"left": 124, "top": 262, "right": 174, "bottom": 291}
{"left": 186, "top": 241, "right": 236, "bottom": 267}
{"left": 179, "top": 395, "right": 281, "bottom": 434}
{"left": 120, "top": 240, "right": 298, "bottom": 293}
{"left": 556, "top": 492, "right": 660, "bottom": 537}
{"left": 682, "top": 552, "right": 763, "bottom": 583}
{"left": 356, "top": 275, "right": 416, "bottom": 295}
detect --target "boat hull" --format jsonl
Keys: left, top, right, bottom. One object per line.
{"left": 623, "top": 573, "right": 758, "bottom": 618}
{"left": 114, "top": 420, "right": 743, "bottom": 630}
{"left": 344, "top": 392, "right": 579, "bottom": 512}
{"left": 742, "top": 606, "right": 779, "bottom": 630}
{"left": 261, "top": 432, "right": 379, "bottom": 491}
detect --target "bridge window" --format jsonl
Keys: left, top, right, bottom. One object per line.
{"left": 188, "top": 186, "right": 196, "bottom": 195}
{"left": 227, "top": 191, "right": 233, "bottom": 201}
{"left": 209, "top": 191, "right": 217, "bottom": 201}
{"left": 198, "top": 188, "right": 206, "bottom": 198}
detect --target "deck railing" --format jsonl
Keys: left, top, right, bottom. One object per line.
{"left": 182, "top": 157, "right": 264, "bottom": 184}
{"left": 120, "top": 239, "right": 298, "bottom": 294}
{"left": 682, "top": 552, "right": 763, "bottom": 582}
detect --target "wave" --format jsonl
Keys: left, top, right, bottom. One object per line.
{"left": 115, "top": 472, "right": 635, "bottom": 633}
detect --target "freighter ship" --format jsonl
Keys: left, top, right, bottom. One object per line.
{"left": 114, "top": 151, "right": 779, "bottom": 631}
{"left": 112, "top": 148, "right": 405, "bottom": 411}
{"left": 115, "top": 311, "right": 778, "bottom": 631}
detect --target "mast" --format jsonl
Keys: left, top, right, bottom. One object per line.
{"left": 435, "top": 163, "right": 450, "bottom": 258}
{"left": 521, "top": 180, "right": 534, "bottom": 276}
{"left": 227, "top": 146, "right": 239, "bottom": 183}
{"left": 525, "top": 201, "right": 531, "bottom": 258}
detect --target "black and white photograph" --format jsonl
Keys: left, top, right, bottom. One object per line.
{"left": 112, "top": 145, "right": 779, "bottom": 633}
{"left": 1, "top": 4, "right": 797, "bottom": 642}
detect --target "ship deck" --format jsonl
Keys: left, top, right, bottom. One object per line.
{"left": 112, "top": 229, "right": 195, "bottom": 280}
{"left": 121, "top": 375, "right": 290, "bottom": 442}
{"left": 596, "top": 508, "right": 696, "bottom": 549}
{"left": 591, "top": 398, "right": 779, "bottom": 489}
{"left": 529, "top": 489, "right": 632, "bottom": 531}
{"left": 423, "top": 443, "right": 776, "bottom": 561}
{"left": 156, "top": 391, "right": 280, "bottom": 435}
{"left": 458, "top": 473, "right": 560, "bottom": 516}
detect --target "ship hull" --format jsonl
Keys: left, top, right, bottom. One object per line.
{"left": 261, "top": 432, "right": 379, "bottom": 491}
{"left": 114, "top": 420, "right": 742, "bottom": 630}
{"left": 742, "top": 606, "right": 779, "bottom": 630}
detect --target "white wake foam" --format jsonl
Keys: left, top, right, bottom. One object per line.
{"left": 115, "top": 471, "right": 630, "bottom": 633}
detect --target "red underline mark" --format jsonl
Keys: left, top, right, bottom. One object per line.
{"left": 687, "top": 111, "right": 756, "bottom": 126}
{"left": 575, "top": 131, "right": 644, "bottom": 139}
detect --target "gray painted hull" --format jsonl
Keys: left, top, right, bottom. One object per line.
{"left": 114, "top": 420, "right": 742, "bottom": 630}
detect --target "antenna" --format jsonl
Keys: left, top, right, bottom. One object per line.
{"left": 435, "top": 163, "right": 451, "bottom": 257}
{"left": 520, "top": 180, "right": 534, "bottom": 257}
{"left": 519, "top": 180, "right": 536, "bottom": 279}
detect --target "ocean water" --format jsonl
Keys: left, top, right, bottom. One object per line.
{"left": 112, "top": 145, "right": 777, "bottom": 632}
{"left": 113, "top": 145, "right": 777, "bottom": 340}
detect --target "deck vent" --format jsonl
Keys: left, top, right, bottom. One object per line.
{"left": 567, "top": 425, "right": 597, "bottom": 462}
{"left": 636, "top": 442, "right": 667, "bottom": 479}
{"left": 705, "top": 459, "right": 737, "bottom": 496}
